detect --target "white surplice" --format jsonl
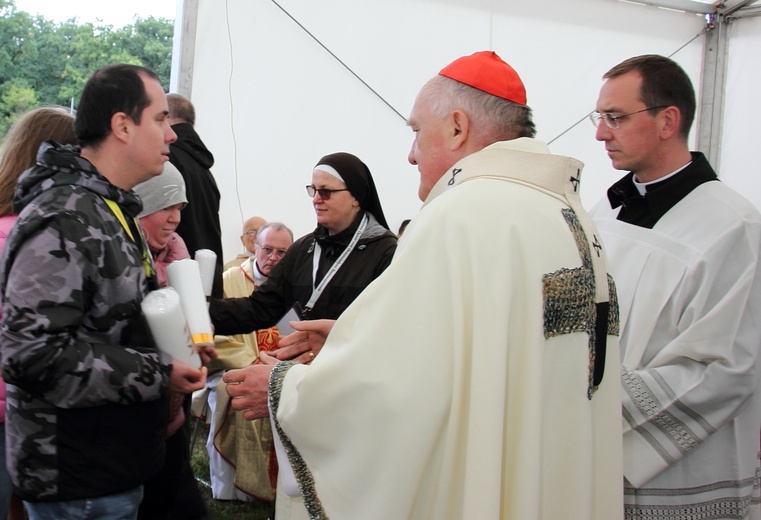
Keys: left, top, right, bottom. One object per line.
{"left": 591, "top": 180, "right": 761, "bottom": 518}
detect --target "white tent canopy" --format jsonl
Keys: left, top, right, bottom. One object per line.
{"left": 170, "top": 0, "right": 760, "bottom": 262}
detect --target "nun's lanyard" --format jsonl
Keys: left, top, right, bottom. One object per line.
{"left": 102, "top": 197, "right": 157, "bottom": 283}
{"left": 306, "top": 214, "right": 368, "bottom": 312}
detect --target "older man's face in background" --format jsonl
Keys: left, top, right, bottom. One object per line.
{"left": 254, "top": 227, "right": 292, "bottom": 276}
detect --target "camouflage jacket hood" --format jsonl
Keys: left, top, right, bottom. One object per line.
{"left": 13, "top": 141, "right": 143, "bottom": 218}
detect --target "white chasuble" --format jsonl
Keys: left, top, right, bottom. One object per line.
{"left": 272, "top": 139, "right": 624, "bottom": 519}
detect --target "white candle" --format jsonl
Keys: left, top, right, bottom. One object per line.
{"left": 194, "top": 249, "right": 217, "bottom": 297}
{"left": 141, "top": 287, "right": 201, "bottom": 367}
{"left": 166, "top": 259, "right": 214, "bottom": 345}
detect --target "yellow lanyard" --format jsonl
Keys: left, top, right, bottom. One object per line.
{"left": 103, "top": 197, "right": 157, "bottom": 282}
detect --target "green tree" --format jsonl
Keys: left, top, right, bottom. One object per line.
{"left": 0, "top": 78, "right": 38, "bottom": 136}
{"left": 0, "top": 0, "right": 174, "bottom": 139}
{"left": 118, "top": 17, "right": 175, "bottom": 85}
{"left": 57, "top": 21, "right": 141, "bottom": 104}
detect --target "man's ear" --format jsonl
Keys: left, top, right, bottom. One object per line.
{"left": 659, "top": 106, "right": 681, "bottom": 140}
{"left": 111, "top": 112, "right": 132, "bottom": 144}
{"left": 450, "top": 109, "right": 469, "bottom": 151}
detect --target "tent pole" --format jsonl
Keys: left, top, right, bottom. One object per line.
{"left": 170, "top": 0, "right": 199, "bottom": 97}
{"left": 697, "top": 12, "right": 728, "bottom": 170}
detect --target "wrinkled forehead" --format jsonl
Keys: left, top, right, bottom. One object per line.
{"left": 258, "top": 227, "right": 292, "bottom": 247}
{"left": 597, "top": 71, "right": 644, "bottom": 111}
{"left": 244, "top": 221, "right": 264, "bottom": 234}
{"left": 141, "top": 74, "right": 169, "bottom": 113}
{"left": 311, "top": 169, "right": 347, "bottom": 187}
{"left": 408, "top": 81, "right": 437, "bottom": 121}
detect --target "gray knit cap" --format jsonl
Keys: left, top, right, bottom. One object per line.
{"left": 134, "top": 162, "right": 188, "bottom": 217}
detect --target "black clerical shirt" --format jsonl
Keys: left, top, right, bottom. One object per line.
{"left": 606, "top": 152, "right": 719, "bottom": 229}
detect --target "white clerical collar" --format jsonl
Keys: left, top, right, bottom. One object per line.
{"left": 252, "top": 261, "right": 267, "bottom": 286}
{"left": 632, "top": 161, "right": 692, "bottom": 196}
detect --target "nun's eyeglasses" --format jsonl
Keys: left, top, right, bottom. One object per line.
{"left": 306, "top": 185, "right": 349, "bottom": 200}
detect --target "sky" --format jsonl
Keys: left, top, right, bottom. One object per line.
{"left": 12, "top": 0, "right": 177, "bottom": 27}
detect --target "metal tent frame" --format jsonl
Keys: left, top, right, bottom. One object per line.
{"left": 609, "top": 0, "right": 759, "bottom": 166}
{"left": 171, "top": 0, "right": 760, "bottom": 172}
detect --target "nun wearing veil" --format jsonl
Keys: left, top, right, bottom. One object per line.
{"left": 205, "top": 152, "right": 397, "bottom": 516}
{"left": 209, "top": 151, "right": 396, "bottom": 328}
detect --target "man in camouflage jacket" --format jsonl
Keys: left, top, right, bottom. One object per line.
{"left": 0, "top": 65, "right": 207, "bottom": 518}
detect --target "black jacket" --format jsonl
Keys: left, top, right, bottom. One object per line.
{"left": 169, "top": 122, "right": 224, "bottom": 297}
{"left": 210, "top": 212, "right": 397, "bottom": 334}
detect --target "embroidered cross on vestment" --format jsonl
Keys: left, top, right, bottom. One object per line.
{"left": 543, "top": 208, "right": 619, "bottom": 399}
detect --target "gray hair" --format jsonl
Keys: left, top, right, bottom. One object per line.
{"left": 256, "top": 222, "right": 294, "bottom": 243}
{"left": 422, "top": 76, "right": 536, "bottom": 143}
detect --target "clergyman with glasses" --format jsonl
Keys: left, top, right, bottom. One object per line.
{"left": 207, "top": 151, "right": 397, "bottom": 515}
{"left": 589, "top": 54, "right": 761, "bottom": 518}
{"left": 203, "top": 222, "right": 294, "bottom": 502}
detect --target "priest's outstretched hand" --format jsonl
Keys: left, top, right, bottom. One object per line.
{"left": 223, "top": 363, "right": 273, "bottom": 420}
{"left": 274, "top": 319, "right": 336, "bottom": 364}
{"left": 223, "top": 320, "right": 337, "bottom": 421}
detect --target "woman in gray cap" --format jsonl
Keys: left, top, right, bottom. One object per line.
{"left": 133, "top": 162, "right": 209, "bottom": 520}
{"left": 133, "top": 162, "right": 190, "bottom": 288}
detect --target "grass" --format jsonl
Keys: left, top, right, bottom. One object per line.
{"left": 189, "top": 418, "right": 274, "bottom": 520}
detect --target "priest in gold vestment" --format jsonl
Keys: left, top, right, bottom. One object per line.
{"left": 206, "top": 222, "right": 293, "bottom": 501}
